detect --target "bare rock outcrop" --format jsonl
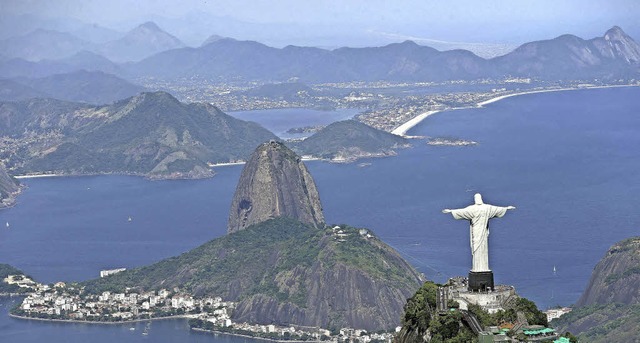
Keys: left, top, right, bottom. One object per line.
{"left": 575, "top": 237, "right": 640, "bottom": 307}
{"left": 228, "top": 141, "right": 324, "bottom": 233}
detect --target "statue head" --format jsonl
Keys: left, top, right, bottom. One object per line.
{"left": 474, "top": 193, "right": 483, "bottom": 205}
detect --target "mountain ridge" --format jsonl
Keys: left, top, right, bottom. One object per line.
{"left": 126, "top": 26, "right": 639, "bottom": 82}
{"left": 1, "top": 92, "right": 277, "bottom": 178}
{"left": 1, "top": 26, "right": 637, "bottom": 82}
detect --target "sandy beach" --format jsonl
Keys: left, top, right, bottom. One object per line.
{"left": 14, "top": 174, "right": 64, "bottom": 179}
{"left": 391, "top": 110, "right": 442, "bottom": 136}
{"left": 392, "top": 84, "right": 639, "bottom": 137}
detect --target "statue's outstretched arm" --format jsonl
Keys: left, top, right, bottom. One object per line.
{"left": 506, "top": 206, "right": 516, "bottom": 210}
{"left": 442, "top": 209, "right": 452, "bottom": 214}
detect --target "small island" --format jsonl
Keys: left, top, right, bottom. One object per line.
{"left": 286, "top": 125, "right": 325, "bottom": 134}
{"left": 427, "top": 137, "right": 478, "bottom": 146}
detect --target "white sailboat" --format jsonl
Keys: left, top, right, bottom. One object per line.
{"left": 553, "top": 265, "right": 557, "bottom": 276}
{"left": 5, "top": 222, "right": 9, "bottom": 229}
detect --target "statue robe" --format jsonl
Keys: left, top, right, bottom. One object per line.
{"left": 449, "top": 204, "right": 508, "bottom": 272}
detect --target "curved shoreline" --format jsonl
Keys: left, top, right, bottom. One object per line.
{"left": 8, "top": 313, "right": 190, "bottom": 325}
{"left": 192, "top": 327, "right": 315, "bottom": 343}
{"left": 392, "top": 84, "right": 639, "bottom": 137}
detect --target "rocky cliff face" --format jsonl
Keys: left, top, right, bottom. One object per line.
{"left": 591, "top": 26, "right": 640, "bottom": 64}
{"left": 552, "top": 237, "right": 640, "bottom": 342}
{"left": 492, "top": 26, "right": 640, "bottom": 79}
{"left": 228, "top": 141, "right": 324, "bottom": 233}
{"left": 575, "top": 237, "right": 640, "bottom": 307}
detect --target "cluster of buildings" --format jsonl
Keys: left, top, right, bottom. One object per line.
{"left": 330, "top": 225, "right": 375, "bottom": 242}
{"left": 7, "top": 272, "right": 396, "bottom": 342}
{"left": 13, "top": 277, "right": 234, "bottom": 323}
{"left": 543, "top": 307, "right": 573, "bottom": 322}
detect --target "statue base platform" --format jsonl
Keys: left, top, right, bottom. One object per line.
{"left": 468, "top": 271, "right": 494, "bottom": 292}
{"left": 444, "top": 276, "right": 517, "bottom": 314}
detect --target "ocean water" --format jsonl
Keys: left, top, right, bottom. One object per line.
{"left": 1, "top": 87, "right": 639, "bottom": 342}
{"left": 228, "top": 107, "right": 359, "bottom": 139}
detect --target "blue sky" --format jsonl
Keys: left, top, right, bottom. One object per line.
{"left": 2, "top": 0, "right": 639, "bottom": 47}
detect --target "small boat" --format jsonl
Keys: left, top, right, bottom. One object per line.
{"left": 5, "top": 222, "right": 9, "bottom": 228}
{"left": 128, "top": 216, "right": 132, "bottom": 222}
{"left": 553, "top": 265, "right": 557, "bottom": 275}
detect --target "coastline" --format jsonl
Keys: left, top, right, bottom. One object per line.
{"left": 10, "top": 313, "right": 321, "bottom": 342}
{"left": 14, "top": 174, "right": 65, "bottom": 179}
{"left": 8, "top": 312, "right": 191, "bottom": 325}
{"left": 391, "top": 110, "right": 441, "bottom": 136}
{"left": 192, "top": 327, "right": 319, "bottom": 343}
{"left": 392, "top": 84, "right": 639, "bottom": 137}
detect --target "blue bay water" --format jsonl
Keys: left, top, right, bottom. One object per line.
{"left": 1, "top": 87, "right": 639, "bottom": 342}
{"left": 228, "top": 107, "right": 359, "bottom": 138}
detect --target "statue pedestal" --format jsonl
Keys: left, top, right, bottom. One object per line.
{"left": 468, "top": 271, "right": 494, "bottom": 292}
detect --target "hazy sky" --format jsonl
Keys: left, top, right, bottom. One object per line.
{"left": 2, "top": 0, "right": 639, "bottom": 46}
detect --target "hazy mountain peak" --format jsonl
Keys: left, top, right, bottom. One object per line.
{"left": 604, "top": 25, "right": 627, "bottom": 40}
{"left": 99, "top": 21, "right": 185, "bottom": 62}
{"left": 399, "top": 40, "right": 419, "bottom": 46}
{"left": 201, "top": 34, "right": 233, "bottom": 47}
{"left": 137, "top": 21, "right": 162, "bottom": 32}
{"left": 123, "top": 21, "right": 182, "bottom": 42}
{"left": 553, "top": 33, "right": 584, "bottom": 44}
{"left": 594, "top": 25, "right": 640, "bottom": 64}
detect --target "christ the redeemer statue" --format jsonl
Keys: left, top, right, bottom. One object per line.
{"left": 443, "top": 193, "right": 515, "bottom": 291}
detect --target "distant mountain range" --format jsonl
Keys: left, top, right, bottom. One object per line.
{"left": 125, "top": 26, "right": 640, "bottom": 82}
{"left": 493, "top": 26, "right": 640, "bottom": 79}
{"left": 0, "top": 22, "right": 184, "bottom": 63}
{"left": 0, "top": 29, "right": 94, "bottom": 61}
{"left": 8, "top": 70, "right": 145, "bottom": 104}
{"left": 1, "top": 25, "right": 638, "bottom": 82}
{"left": 0, "top": 51, "right": 122, "bottom": 79}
